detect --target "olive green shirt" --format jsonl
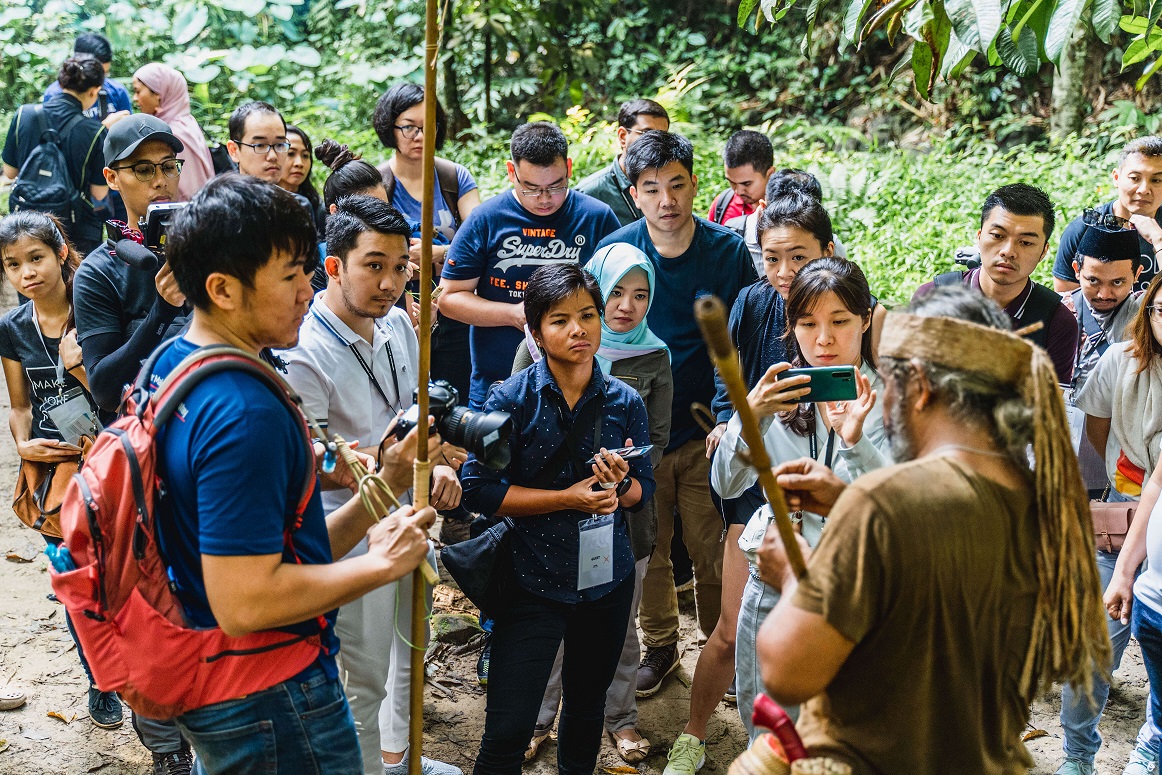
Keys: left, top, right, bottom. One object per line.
{"left": 576, "top": 157, "right": 642, "bottom": 228}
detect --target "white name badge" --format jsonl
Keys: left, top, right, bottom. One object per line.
{"left": 577, "top": 514, "right": 614, "bottom": 591}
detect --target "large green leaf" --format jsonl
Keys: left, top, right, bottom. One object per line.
{"left": 1044, "top": 0, "right": 1086, "bottom": 64}
{"left": 843, "top": 0, "right": 877, "bottom": 47}
{"left": 994, "top": 24, "right": 1039, "bottom": 73}
{"left": 738, "top": 0, "right": 761, "bottom": 26}
{"left": 912, "top": 38, "right": 934, "bottom": 98}
{"left": 1123, "top": 27, "right": 1162, "bottom": 65}
{"left": 801, "top": 0, "right": 826, "bottom": 51}
{"left": 943, "top": 0, "right": 1002, "bottom": 52}
{"left": 1122, "top": 14, "right": 1150, "bottom": 33}
{"left": 171, "top": 4, "right": 208, "bottom": 45}
{"left": 940, "top": 27, "right": 976, "bottom": 76}
{"left": 1092, "top": 0, "right": 1120, "bottom": 40}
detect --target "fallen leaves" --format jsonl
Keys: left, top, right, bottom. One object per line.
{"left": 47, "top": 710, "right": 76, "bottom": 724}
{"left": 601, "top": 767, "right": 639, "bottom": 774}
{"left": 1022, "top": 728, "right": 1049, "bottom": 742}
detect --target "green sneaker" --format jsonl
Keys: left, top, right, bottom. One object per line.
{"left": 662, "top": 733, "right": 705, "bottom": 775}
{"left": 1054, "top": 759, "right": 1094, "bottom": 775}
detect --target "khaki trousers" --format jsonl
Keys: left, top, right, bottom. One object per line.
{"left": 639, "top": 439, "right": 724, "bottom": 648}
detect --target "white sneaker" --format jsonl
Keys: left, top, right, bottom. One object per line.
{"left": 1125, "top": 743, "right": 1159, "bottom": 775}
{"left": 383, "top": 755, "right": 462, "bottom": 775}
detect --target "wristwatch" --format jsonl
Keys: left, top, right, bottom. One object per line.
{"left": 615, "top": 476, "right": 632, "bottom": 498}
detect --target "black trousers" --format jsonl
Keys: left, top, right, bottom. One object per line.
{"left": 473, "top": 573, "right": 634, "bottom": 775}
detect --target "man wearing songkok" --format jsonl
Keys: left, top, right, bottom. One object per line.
{"left": 752, "top": 286, "right": 1111, "bottom": 775}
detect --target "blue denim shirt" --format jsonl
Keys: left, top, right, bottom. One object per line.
{"left": 462, "top": 358, "right": 655, "bottom": 603}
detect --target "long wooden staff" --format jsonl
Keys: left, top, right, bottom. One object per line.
{"left": 694, "top": 296, "right": 807, "bottom": 579}
{"left": 408, "top": 0, "right": 440, "bottom": 769}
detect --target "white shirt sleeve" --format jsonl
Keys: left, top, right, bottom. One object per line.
{"left": 1075, "top": 343, "right": 1126, "bottom": 419}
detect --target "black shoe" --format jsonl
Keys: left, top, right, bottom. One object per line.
{"left": 87, "top": 686, "right": 124, "bottom": 729}
{"left": 153, "top": 750, "right": 193, "bottom": 775}
{"left": 439, "top": 515, "right": 473, "bottom": 546}
{"left": 724, "top": 679, "right": 737, "bottom": 704}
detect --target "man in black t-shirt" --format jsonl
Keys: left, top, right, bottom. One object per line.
{"left": 71, "top": 113, "right": 193, "bottom": 772}
{"left": 74, "top": 115, "right": 189, "bottom": 419}
{"left": 1054, "top": 136, "right": 1162, "bottom": 294}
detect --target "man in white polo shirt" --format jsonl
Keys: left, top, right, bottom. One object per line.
{"left": 282, "top": 195, "right": 464, "bottom": 775}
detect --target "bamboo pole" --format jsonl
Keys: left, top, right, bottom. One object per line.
{"left": 408, "top": 0, "right": 440, "bottom": 769}
{"left": 694, "top": 296, "right": 807, "bottom": 579}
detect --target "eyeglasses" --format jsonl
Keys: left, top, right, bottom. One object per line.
{"left": 394, "top": 124, "right": 424, "bottom": 139}
{"left": 110, "top": 159, "right": 183, "bottom": 182}
{"left": 513, "top": 174, "right": 569, "bottom": 199}
{"left": 1147, "top": 305, "right": 1162, "bottom": 321}
{"left": 236, "top": 140, "right": 291, "bottom": 156}
{"left": 1083, "top": 208, "right": 1131, "bottom": 230}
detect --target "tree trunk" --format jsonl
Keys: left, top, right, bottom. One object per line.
{"left": 483, "top": 20, "right": 493, "bottom": 128}
{"left": 1050, "top": 8, "right": 1093, "bottom": 138}
{"left": 439, "top": 0, "right": 468, "bottom": 135}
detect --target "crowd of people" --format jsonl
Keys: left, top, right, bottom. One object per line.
{"left": 2, "top": 29, "right": 1162, "bottom": 775}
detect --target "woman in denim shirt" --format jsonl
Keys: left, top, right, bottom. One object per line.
{"left": 463, "top": 262, "right": 655, "bottom": 775}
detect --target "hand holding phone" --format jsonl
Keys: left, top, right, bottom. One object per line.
{"left": 584, "top": 444, "right": 653, "bottom": 466}
{"left": 776, "top": 365, "right": 859, "bottom": 404}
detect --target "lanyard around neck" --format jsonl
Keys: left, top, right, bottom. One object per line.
{"left": 808, "top": 414, "right": 836, "bottom": 470}
{"left": 311, "top": 308, "right": 403, "bottom": 413}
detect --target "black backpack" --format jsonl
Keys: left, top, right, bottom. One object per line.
{"left": 710, "top": 188, "right": 735, "bottom": 224}
{"left": 9, "top": 105, "right": 86, "bottom": 230}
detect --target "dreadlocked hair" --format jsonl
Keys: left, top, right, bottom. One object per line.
{"left": 880, "top": 293, "right": 1111, "bottom": 708}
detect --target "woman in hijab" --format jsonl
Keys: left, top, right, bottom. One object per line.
{"left": 131, "top": 63, "right": 215, "bottom": 200}
{"left": 512, "top": 242, "right": 672, "bottom": 764}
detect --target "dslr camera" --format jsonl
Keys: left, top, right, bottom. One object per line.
{"left": 116, "top": 202, "right": 188, "bottom": 273}
{"left": 393, "top": 380, "right": 513, "bottom": 470}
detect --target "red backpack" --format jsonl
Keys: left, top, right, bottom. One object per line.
{"left": 50, "top": 344, "right": 324, "bottom": 720}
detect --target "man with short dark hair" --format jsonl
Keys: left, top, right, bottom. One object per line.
{"left": 226, "top": 100, "right": 289, "bottom": 184}
{"left": 151, "top": 173, "right": 437, "bottom": 773}
{"left": 576, "top": 99, "right": 670, "bottom": 226}
{"left": 1055, "top": 136, "right": 1162, "bottom": 294}
{"left": 599, "top": 130, "right": 756, "bottom": 699}
{"left": 913, "top": 183, "right": 1078, "bottom": 384}
{"left": 439, "top": 121, "right": 620, "bottom": 408}
{"left": 707, "top": 130, "right": 773, "bottom": 225}
{"left": 74, "top": 114, "right": 189, "bottom": 418}
{"left": 282, "top": 195, "right": 463, "bottom": 775}
{"left": 43, "top": 33, "right": 133, "bottom": 121}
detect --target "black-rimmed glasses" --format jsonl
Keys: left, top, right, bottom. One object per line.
{"left": 236, "top": 140, "right": 291, "bottom": 155}
{"left": 109, "top": 159, "right": 183, "bottom": 182}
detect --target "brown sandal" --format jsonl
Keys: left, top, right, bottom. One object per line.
{"left": 525, "top": 729, "right": 552, "bottom": 762}
{"left": 609, "top": 728, "right": 651, "bottom": 764}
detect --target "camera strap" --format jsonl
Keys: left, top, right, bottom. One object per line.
{"left": 526, "top": 392, "right": 603, "bottom": 491}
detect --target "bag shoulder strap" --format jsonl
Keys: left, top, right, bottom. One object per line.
{"left": 526, "top": 389, "right": 603, "bottom": 490}
{"left": 145, "top": 344, "right": 316, "bottom": 519}
{"left": 433, "top": 157, "right": 462, "bottom": 226}
{"left": 934, "top": 270, "right": 966, "bottom": 287}
{"left": 712, "top": 189, "right": 734, "bottom": 224}
{"left": 379, "top": 161, "right": 396, "bottom": 202}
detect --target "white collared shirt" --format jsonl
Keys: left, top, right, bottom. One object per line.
{"left": 280, "top": 291, "right": 419, "bottom": 515}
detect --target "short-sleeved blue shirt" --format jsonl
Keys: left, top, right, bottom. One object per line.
{"left": 1054, "top": 201, "right": 1161, "bottom": 293}
{"left": 598, "top": 218, "right": 757, "bottom": 450}
{"left": 441, "top": 189, "right": 620, "bottom": 407}
{"left": 390, "top": 162, "right": 477, "bottom": 243}
{"left": 150, "top": 337, "right": 338, "bottom": 675}
{"left": 461, "top": 358, "right": 655, "bottom": 603}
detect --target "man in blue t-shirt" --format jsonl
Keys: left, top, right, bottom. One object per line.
{"left": 43, "top": 33, "right": 132, "bottom": 122}
{"left": 1053, "top": 136, "right": 1162, "bottom": 295}
{"left": 439, "top": 121, "right": 620, "bottom": 408}
{"left": 149, "top": 173, "right": 437, "bottom": 774}
{"left": 597, "top": 130, "right": 756, "bottom": 708}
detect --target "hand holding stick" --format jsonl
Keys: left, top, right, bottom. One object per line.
{"left": 695, "top": 296, "right": 807, "bottom": 579}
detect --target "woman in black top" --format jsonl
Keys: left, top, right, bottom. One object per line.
{"left": 281, "top": 125, "right": 327, "bottom": 237}
{"left": 1, "top": 56, "right": 110, "bottom": 255}
{"left": 0, "top": 211, "right": 120, "bottom": 728}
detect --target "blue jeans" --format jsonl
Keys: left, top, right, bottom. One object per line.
{"left": 735, "top": 571, "right": 794, "bottom": 743}
{"left": 1134, "top": 595, "right": 1162, "bottom": 757}
{"left": 176, "top": 662, "right": 362, "bottom": 775}
{"left": 1060, "top": 550, "right": 1157, "bottom": 761}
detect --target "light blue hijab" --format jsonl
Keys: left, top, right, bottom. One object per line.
{"left": 585, "top": 242, "right": 669, "bottom": 373}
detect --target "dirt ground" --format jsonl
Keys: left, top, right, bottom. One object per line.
{"left": 0, "top": 279, "right": 1152, "bottom": 774}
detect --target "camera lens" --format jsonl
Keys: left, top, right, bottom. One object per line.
{"left": 441, "top": 407, "right": 513, "bottom": 470}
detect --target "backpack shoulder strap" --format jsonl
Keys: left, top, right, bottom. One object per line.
{"left": 712, "top": 190, "right": 734, "bottom": 224}
{"left": 148, "top": 346, "right": 317, "bottom": 518}
{"left": 434, "top": 157, "right": 462, "bottom": 227}
{"left": 934, "top": 270, "right": 966, "bottom": 287}
{"left": 378, "top": 161, "right": 396, "bottom": 202}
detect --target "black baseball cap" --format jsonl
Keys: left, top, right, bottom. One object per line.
{"left": 103, "top": 115, "right": 184, "bottom": 167}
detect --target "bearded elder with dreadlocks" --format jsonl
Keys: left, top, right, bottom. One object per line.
{"left": 749, "top": 285, "right": 1111, "bottom": 774}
